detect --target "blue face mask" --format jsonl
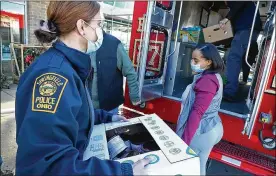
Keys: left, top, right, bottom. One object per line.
{"left": 191, "top": 61, "right": 205, "bottom": 73}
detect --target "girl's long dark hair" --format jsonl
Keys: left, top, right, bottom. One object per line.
{"left": 195, "top": 43, "right": 225, "bottom": 73}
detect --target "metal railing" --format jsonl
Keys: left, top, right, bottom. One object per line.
{"left": 137, "top": 1, "right": 154, "bottom": 98}
{"left": 247, "top": 25, "right": 275, "bottom": 138}
{"left": 244, "top": 1, "right": 260, "bottom": 70}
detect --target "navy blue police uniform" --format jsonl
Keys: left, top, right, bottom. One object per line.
{"left": 15, "top": 41, "right": 133, "bottom": 175}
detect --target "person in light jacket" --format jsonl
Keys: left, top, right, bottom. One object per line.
{"left": 89, "top": 20, "right": 140, "bottom": 114}
{"left": 176, "top": 43, "right": 225, "bottom": 175}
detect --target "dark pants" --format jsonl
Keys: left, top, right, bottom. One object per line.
{"left": 224, "top": 30, "right": 259, "bottom": 96}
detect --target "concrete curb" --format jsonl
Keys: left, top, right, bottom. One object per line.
{"left": 1, "top": 108, "right": 15, "bottom": 114}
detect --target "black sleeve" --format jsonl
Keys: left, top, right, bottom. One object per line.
{"left": 226, "top": 1, "right": 247, "bottom": 20}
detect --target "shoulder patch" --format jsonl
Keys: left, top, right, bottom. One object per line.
{"left": 32, "top": 73, "right": 68, "bottom": 113}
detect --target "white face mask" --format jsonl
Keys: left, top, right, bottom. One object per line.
{"left": 82, "top": 23, "right": 104, "bottom": 53}
{"left": 87, "top": 27, "right": 103, "bottom": 53}
{"left": 190, "top": 60, "right": 205, "bottom": 73}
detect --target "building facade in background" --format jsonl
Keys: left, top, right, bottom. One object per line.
{"left": 100, "top": 1, "right": 134, "bottom": 51}
{"left": 1, "top": 1, "right": 133, "bottom": 76}
{"left": 0, "top": 1, "right": 133, "bottom": 56}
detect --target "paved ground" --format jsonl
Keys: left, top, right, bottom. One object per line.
{"left": 0, "top": 84, "right": 252, "bottom": 175}
{"left": 1, "top": 113, "right": 16, "bottom": 174}
{"left": 1, "top": 84, "right": 17, "bottom": 174}
{"left": 1, "top": 84, "right": 16, "bottom": 110}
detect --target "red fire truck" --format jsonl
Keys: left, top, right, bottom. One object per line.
{"left": 121, "top": 1, "right": 275, "bottom": 175}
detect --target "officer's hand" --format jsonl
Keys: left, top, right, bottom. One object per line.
{"left": 112, "top": 115, "right": 129, "bottom": 122}
{"left": 132, "top": 158, "right": 151, "bottom": 175}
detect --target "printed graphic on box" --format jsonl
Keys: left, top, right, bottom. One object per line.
{"left": 83, "top": 124, "right": 109, "bottom": 161}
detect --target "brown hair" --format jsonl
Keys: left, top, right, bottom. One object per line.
{"left": 34, "top": 1, "right": 100, "bottom": 43}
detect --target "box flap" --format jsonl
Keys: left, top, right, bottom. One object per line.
{"left": 139, "top": 114, "right": 197, "bottom": 163}
{"left": 83, "top": 124, "right": 109, "bottom": 161}
{"left": 105, "top": 117, "right": 141, "bottom": 131}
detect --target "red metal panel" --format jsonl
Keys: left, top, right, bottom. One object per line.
{"left": 125, "top": 1, "right": 276, "bottom": 174}
{"left": 251, "top": 52, "right": 276, "bottom": 143}
{"left": 156, "top": 1, "right": 171, "bottom": 8}
{"left": 128, "top": 1, "right": 146, "bottom": 63}
{"left": 129, "top": 1, "right": 167, "bottom": 78}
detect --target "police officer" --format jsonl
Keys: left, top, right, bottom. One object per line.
{"left": 15, "top": 2, "right": 149, "bottom": 175}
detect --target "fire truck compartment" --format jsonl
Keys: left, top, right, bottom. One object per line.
{"left": 172, "top": 75, "right": 250, "bottom": 115}
{"left": 163, "top": 42, "right": 250, "bottom": 115}
{"left": 136, "top": 1, "right": 272, "bottom": 116}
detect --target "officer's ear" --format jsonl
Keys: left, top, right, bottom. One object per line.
{"left": 76, "top": 19, "right": 85, "bottom": 36}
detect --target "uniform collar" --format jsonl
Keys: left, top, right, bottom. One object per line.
{"left": 53, "top": 40, "right": 91, "bottom": 80}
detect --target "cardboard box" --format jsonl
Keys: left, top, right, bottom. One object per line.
{"left": 83, "top": 114, "right": 200, "bottom": 175}
{"left": 203, "top": 21, "right": 233, "bottom": 45}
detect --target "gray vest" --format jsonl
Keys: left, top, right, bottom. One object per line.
{"left": 176, "top": 73, "right": 223, "bottom": 138}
